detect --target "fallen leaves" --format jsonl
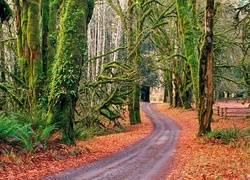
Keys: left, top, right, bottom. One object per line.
{"left": 155, "top": 103, "right": 250, "bottom": 180}
{"left": 0, "top": 109, "right": 153, "bottom": 180}
{"left": 0, "top": 102, "right": 249, "bottom": 179}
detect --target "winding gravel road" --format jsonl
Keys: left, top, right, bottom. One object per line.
{"left": 46, "top": 103, "right": 180, "bottom": 180}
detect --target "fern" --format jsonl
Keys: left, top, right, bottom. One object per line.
{"left": 0, "top": 116, "right": 19, "bottom": 142}
{"left": 205, "top": 128, "right": 241, "bottom": 144}
{"left": 37, "top": 124, "right": 58, "bottom": 147}
{"left": 16, "top": 124, "right": 36, "bottom": 152}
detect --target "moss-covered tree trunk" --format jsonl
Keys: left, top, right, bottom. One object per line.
{"left": 14, "top": 0, "right": 44, "bottom": 109}
{"left": 15, "top": 0, "right": 29, "bottom": 84}
{"left": 0, "top": 1, "right": 12, "bottom": 110}
{"left": 176, "top": 0, "right": 199, "bottom": 107}
{"left": 127, "top": 0, "right": 140, "bottom": 125}
{"left": 131, "top": 0, "right": 144, "bottom": 125}
{"left": 47, "top": 0, "right": 94, "bottom": 145}
{"left": 41, "top": 0, "right": 49, "bottom": 78}
{"left": 27, "top": 0, "right": 43, "bottom": 106}
{"left": 198, "top": 0, "right": 215, "bottom": 135}
{"left": 0, "top": 21, "right": 5, "bottom": 110}
{"left": 107, "top": 0, "right": 143, "bottom": 125}
{"left": 47, "top": 0, "right": 63, "bottom": 79}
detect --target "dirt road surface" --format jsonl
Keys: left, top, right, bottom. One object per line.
{"left": 46, "top": 103, "right": 180, "bottom": 180}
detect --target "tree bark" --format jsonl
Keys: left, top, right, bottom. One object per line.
{"left": 27, "top": 0, "right": 43, "bottom": 106}
{"left": 47, "top": 0, "right": 63, "bottom": 79}
{"left": 47, "top": 0, "right": 94, "bottom": 145}
{"left": 0, "top": 21, "right": 6, "bottom": 110}
{"left": 198, "top": 0, "right": 215, "bottom": 135}
{"left": 176, "top": 0, "right": 199, "bottom": 107}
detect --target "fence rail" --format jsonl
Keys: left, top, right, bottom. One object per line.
{"left": 213, "top": 106, "right": 250, "bottom": 118}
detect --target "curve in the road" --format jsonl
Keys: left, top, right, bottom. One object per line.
{"left": 45, "top": 103, "right": 180, "bottom": 180}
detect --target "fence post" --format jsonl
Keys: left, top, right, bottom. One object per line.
{"left": 224, "top": 107, "right": 227, "bottom": 119}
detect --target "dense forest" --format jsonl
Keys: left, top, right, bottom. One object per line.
{"left": 0, "top": 0, "right": 249, "bottom": 150}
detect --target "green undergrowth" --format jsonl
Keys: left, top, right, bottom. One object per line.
{"left": 75, "top": 124, "right": 126, "bottom": 141}
{"left": 204, "top": 128, "right": 250, "bottom": 147}
{"left": 0, "top": 112, "right": 57, "bottom": 153}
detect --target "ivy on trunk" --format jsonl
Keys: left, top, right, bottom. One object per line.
{"left": 47, "top": 0, "right": 94, "bottom": 145}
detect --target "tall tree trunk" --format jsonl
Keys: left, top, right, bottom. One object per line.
{"left": 176, "top": 0, "right": 199, "bottom": 107}
{"left": 47, "top": 0, "right": 63, "bottom": 79}
{"left": 47, "top": 0, "right": 94, "bottom": 145}
{"left": 41, "top": 0, "right": 49, "bottom": 77}
{"left": 27, "top": 0, "right": 43, "bottom": 107}
{"left": 14, "top": 0, "right": 43, "bottom": 109}
{"left": 130, "top": 0, "right": 144, "bottom": 125}
{"left": 191, "top": 0, "right": 198, "bottom": 27}
{"left": 126, "top": 0, "right": 137, "bottom": 124}
{"left": 17, "top": 0, "right": 29, "bottom": 84}
{"left": 0, "top": 21, "right": 6, "bottom": 110}
{"left": 198, "top": 0, "right": 215, "bottom": 135}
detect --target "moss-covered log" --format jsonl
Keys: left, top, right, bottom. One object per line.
{"left": 47, "top": 0, "right": 94, "bottom": 145}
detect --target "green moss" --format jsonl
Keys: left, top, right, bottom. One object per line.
{"left": 129, "top": 84, "right": 141, "bottom": 125}
{"left": 27, "top": 1, "right": 41, "bottom": 50}
{"left": 41, "top": 0, "right": 50, "bottom": 70}
{"left": 19, "top": 57, "right": 29, "bottom": 83}
{"left": 33, "top": 58, "right": 44, "bottom": 98}
{"left": 176, "top": 0, "right": 199, "bottom": 106}
{"left": 46, "top": 0, "right": 63, "bottom": 78}
{"left": 48, "top": 0, "right": 94, "bottom": 145}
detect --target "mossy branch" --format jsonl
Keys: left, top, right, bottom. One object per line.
{"left": 2, "top": 66, "right": 26, "bottom": 87}
{"left": 214, "top": 74, "right": 244, "bottom": 86}
{"left": 0, "top": 83, "right": 23, "bottom": 107}
{"left": 0, "top": 37, "right": 17, "bottom": 43}
{"left": 85, "top": 46, "right": 127, "bottom": 68}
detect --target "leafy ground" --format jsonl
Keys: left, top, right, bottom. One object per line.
{"left": 157, "top": 102, "right": 250, "bottom": 180}
{"left": 0, "top": 102, "right": 250, "bottom": 179}
{"left": 0, "top": 110, "right": 153, "bottom": 179}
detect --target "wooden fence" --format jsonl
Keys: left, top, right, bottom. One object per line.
{"left": 214, "top": 106, "right": 250, "bottom": 118}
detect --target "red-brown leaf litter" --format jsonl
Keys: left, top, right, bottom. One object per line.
{"left": 157, "top": 102, "right": 250, "bottom": 180}
{"left": 0, "top": 102, "right": 249, "bottom": 179}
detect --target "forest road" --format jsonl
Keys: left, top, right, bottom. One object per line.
{"left": 46, "top": 103, "right": 180, "bottom": 180}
